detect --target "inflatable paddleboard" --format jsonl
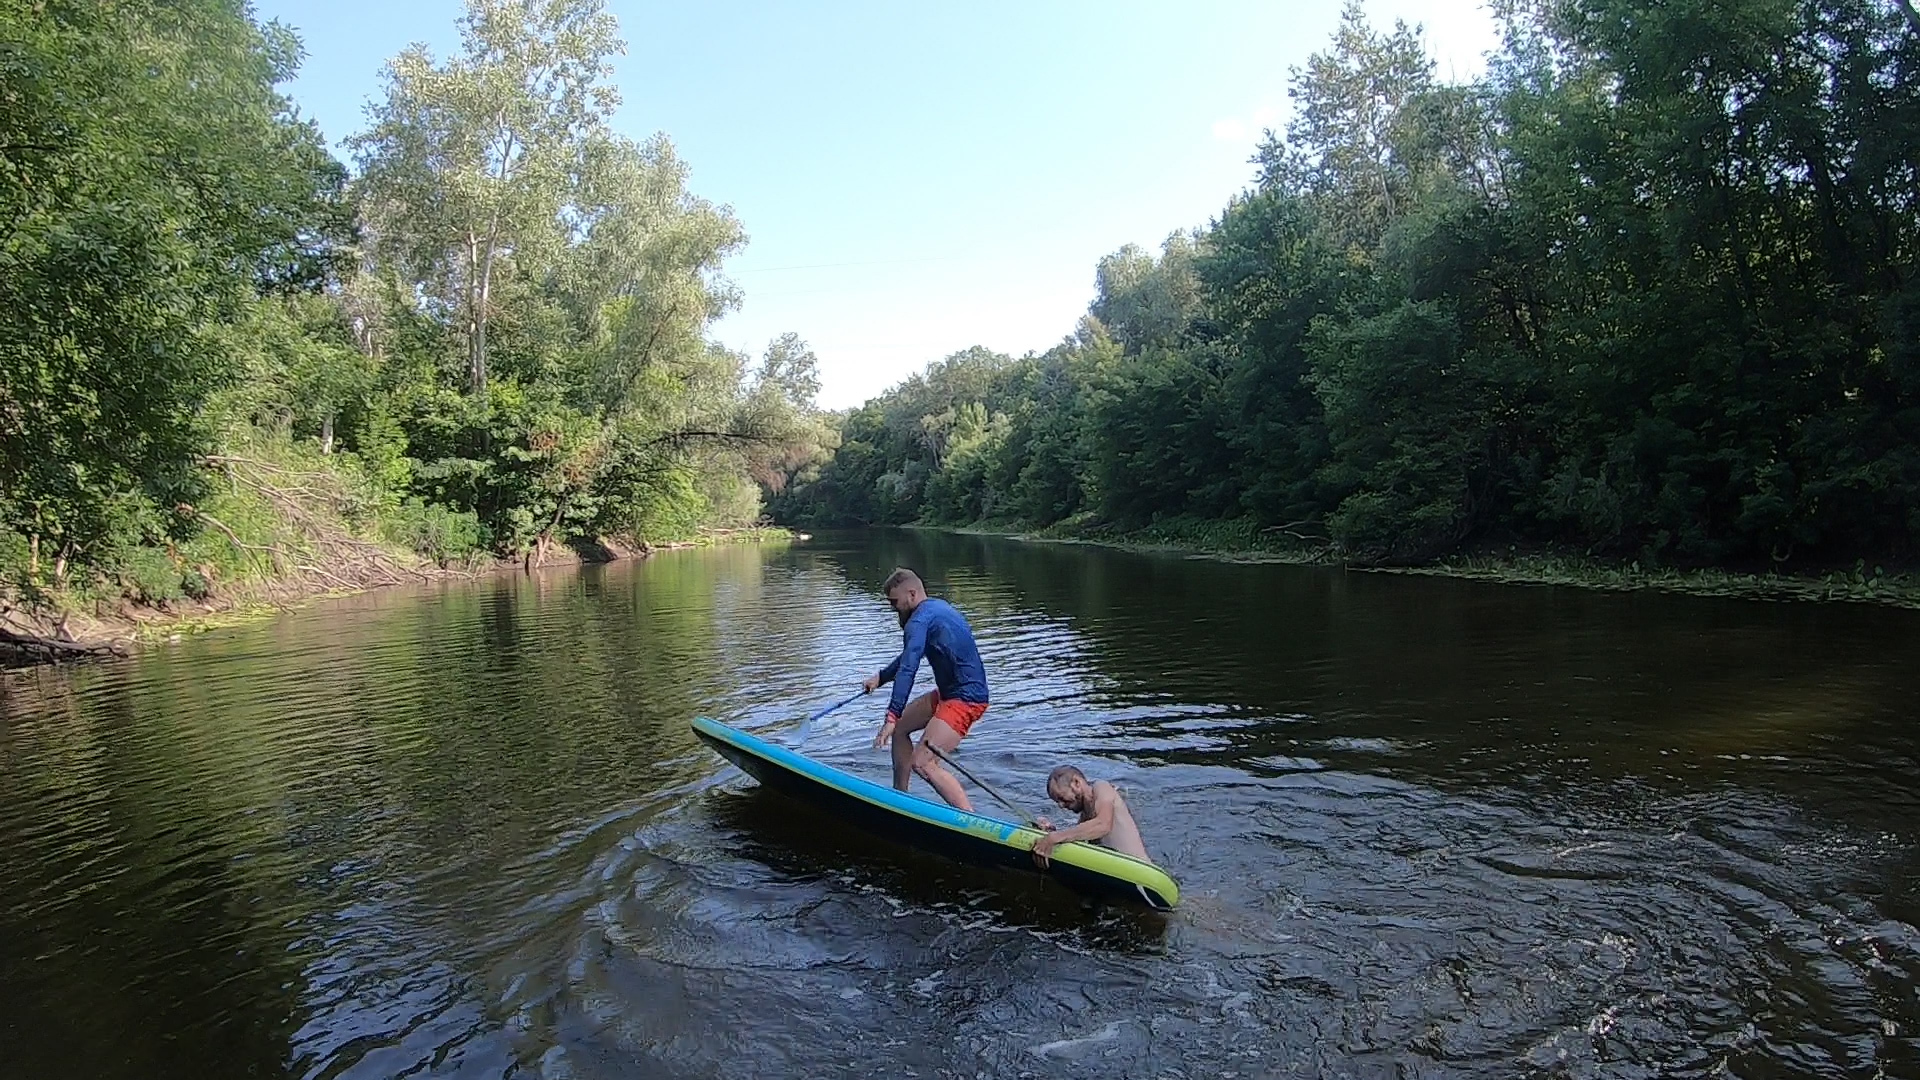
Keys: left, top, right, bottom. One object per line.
{"left": 691, "top": 716, "right": 1179, "bottom": 910}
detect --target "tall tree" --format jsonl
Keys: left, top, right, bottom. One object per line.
{"left": 755, "top": 332, "right": 823, "bottom": 409}
{"left": 1258, "top": 0, "right": 1440, "bottom": 251}
{"left": 1090, "top": 234, "right": 1204, "bottom": 353}
{"left": 349, "top": 0, "right": 622, "bottom": 403}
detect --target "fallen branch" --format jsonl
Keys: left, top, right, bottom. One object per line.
{"left": 0, "top": 626, "right": 126, "bottom": 661}
{"left": 198, "top": 512, "right": 278, "bottom": 556}
{"left": 295, "top": 563, "right": 363, "bottom": 592}
{"left": 200, "top": 454, "right": 348, "bottom": 483}
{"left": 643, "top": 429, "right": 770, "bottom": 449}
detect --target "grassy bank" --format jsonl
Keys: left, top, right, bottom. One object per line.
{"left": 933, "top": 514, "right": 1332, "bottom": 562}
{"left": 2, "top": 435, "right": 796, "bottom": 665}
{"left": 3, "top": 435, "right": 464, "bottom": 662}
{"left": 1367, "top": 553, "right": 1920, "bottom": 609}
{"left": 923, "top": 517, "right": 1920, "bottom": 611}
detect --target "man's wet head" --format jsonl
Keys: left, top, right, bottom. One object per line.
{"left": 1047, "top": 765, "right": 1091, "bottom": 813}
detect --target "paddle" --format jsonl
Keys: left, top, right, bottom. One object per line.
{"left": 793, "top": 687, "right": 867, "bottom": 748}
{"left": 925, "top": 743, "right": 1046, "bottom": 831}
{"left": 814, "top": 684, "right": 1046, "bottom": 831}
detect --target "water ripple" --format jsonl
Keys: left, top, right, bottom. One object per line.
{"left": 3, "top": 535, "right": 1918, "bottom": 1078}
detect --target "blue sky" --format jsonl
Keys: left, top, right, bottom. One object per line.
{"left": 256, "top": 0, "right": 1501, "bottom": 409}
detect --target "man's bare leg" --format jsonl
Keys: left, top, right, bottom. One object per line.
{"left": 890, "top": 692, "right": 937, "bottom": 791}
{"left": 911, "top": 717, "right": 972, "bottom": 811}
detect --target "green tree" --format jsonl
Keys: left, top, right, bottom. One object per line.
{"left": 349, "top": 0, "right": 622, "bottom": 403}
{"left": 345, "top": 0, "right": 773, "bottom": 555}
{"left": 771, "top": 0, "right": 1920, "bottom": 573}
{"left": 744, "top": 336, "right": 838, "bottom": 498}
{"left": 1090, "top": 234, "right": 1205, "bottom": 353}
{"left": 1259, "top": 0, "right": 1440, "bottom": 250}
{"left": 0, "top": 0, "right": 347, "bottom": 584}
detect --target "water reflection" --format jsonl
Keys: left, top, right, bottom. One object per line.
{"left": 0, "top": 530, "right": 1915, "bottom": 1078}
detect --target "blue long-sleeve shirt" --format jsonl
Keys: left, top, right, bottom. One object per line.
{"left": 877, "top": 597, "right": 989, "bottom": 718}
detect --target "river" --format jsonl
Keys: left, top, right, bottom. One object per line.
{"left": 2, "top": 530, "right": 1916, "bottom": 1078}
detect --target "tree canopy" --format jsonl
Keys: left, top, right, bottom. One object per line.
{"left": 781, "top": 0, "right": 1920, "bottom": 572}
{"left": 1, "top": 0, "right": 829, "bottom": 599}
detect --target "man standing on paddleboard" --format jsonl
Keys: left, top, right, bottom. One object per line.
{"left": 861, "top": 567, "right": 989, "bottom": 811}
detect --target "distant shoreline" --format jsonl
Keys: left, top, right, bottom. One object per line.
{"left": 906, "top": 521, "right": 1920, "bottom": 611}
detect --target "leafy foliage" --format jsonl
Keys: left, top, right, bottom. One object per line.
{"left": 0, "top": 0, "right": 348, "bottom": 583}
{"left": 782, "top": 0, "right": 1920, "bottom": 570}
{"left": 1, "top": 0, "right": 830, "bottom": 602}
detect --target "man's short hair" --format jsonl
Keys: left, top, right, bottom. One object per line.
{"left": 882, "top": 567, "right": 923, "bottom": 595}
{"left": 1048, "top": 765, "right": 1086, "bottom": 788}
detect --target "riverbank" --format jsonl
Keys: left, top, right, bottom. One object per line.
{"left": 925, "top": 517, "right": 1920, "bottom": 610}
{"left": 925, "top": 515, "right": 1331, "bottom": 563}
{"left": 1, "top": 525, "right": 795, "bottom": 667}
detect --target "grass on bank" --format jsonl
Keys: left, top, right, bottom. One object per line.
{"left": 3, "top": 431, "right": 795, "bottom": 655}
{"left": 1381, "top": 552, "right": 1920, "bottom": 608}
{"left": 1, "top": 432, "right": 473, "bottom": 647}
{"left": 924, "top": 515, "right": 1920, "bottom": 610}
{"left": 943, "top": 513, "right": 1332, "bottom": 561}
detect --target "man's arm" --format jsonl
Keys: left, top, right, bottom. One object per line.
{"left": 1032, "top": 784, "right": 1115, "bottom": 865}
{"left": 883, "top": 616, "right": 928, "bottom": 720}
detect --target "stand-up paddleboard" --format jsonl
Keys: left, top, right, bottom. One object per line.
{"left": 692, "top": 716, "right": 1179, "bottom": 910}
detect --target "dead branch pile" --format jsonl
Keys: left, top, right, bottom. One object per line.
{"left": 195, "top": 454, "right": 440, "bottom": 604}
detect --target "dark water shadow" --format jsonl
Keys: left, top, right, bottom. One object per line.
{"left": 705, "top": 784, "right": 1171, "bottom": 953}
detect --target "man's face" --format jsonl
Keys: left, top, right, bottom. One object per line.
{"left": 1049, "top": 777, "right": 1090, "bottom": 814}
{"left": 886, "top": 586, "right": 917, "bottom": 625}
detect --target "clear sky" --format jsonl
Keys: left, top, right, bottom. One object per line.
{"left": 254, "top": 0, "right": 1501, "bottom": 409}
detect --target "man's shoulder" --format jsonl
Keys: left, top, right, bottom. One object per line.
{"left": 920, "top": 597, "right": 965, "bottom": 623}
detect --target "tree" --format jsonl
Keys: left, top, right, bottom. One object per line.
{"left": 1090, "top": 234, "right": 1204, "bottom": 353}
{"left": 346, "top": 0, "right": 770, "bottom": 554}
{"left": 349, "top": 0, "right": 622, "bottom": 403}
{"left": 775, "top": 0, "right": 1920, "bottom": 571}
{"left": 0, "top": 0, "right": 348, "bottom": 583}
{"left": 561, "top": 132, "right": 746, "bottom": 414}
{"left": 1259, "top": 0, "right": 1439, "bottom": 250}
{"left": 756, "top": 332, "right": 822, "bottom": 409}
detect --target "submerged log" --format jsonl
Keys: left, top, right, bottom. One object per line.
{"left": 0, "top": 627, "right": 128, "bottom": 665}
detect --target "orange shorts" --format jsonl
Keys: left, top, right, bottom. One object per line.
{"left": 929, "top": 692, "right": 989, "bottom": 738}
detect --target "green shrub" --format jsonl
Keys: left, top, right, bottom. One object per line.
{"left": 117, "top": 546, "right": 186, "bottom": 605}
{"left": 0, "top": 529, "right": 32, "bottom": 591}
{"left": 381, "top": 498, "right": 486, "bottom": 565}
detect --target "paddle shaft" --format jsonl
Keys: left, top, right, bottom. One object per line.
{"left": 813, "top": 686, "right": 1042, "bottom": 830}
{"left": 795, "top": 688, "right": 865, "bottom": 747}
{"left": 926, "top": 743, "right": 1043, "bottom": 830}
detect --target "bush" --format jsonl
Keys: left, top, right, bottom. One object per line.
{"left": 380, "top": 498, "right": 486, "bottom": 565}
{"left": 116, "top": 546, "right": 186, "bottom": 605}
{"left": 0, "top": 529, "right": 32, "bottom": 591}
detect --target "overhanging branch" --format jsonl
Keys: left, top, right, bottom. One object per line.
{"left": 642, "top": 429, "right": 771, "bottom": 449}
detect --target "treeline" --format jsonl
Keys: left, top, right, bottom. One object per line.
{"left": 0, "top": 0, "right": 828, "bottom": 606}
{"left": 780, "top": 0, "right": 1920, "bottom": 569}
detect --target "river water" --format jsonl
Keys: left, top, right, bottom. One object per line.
{"left": 2, "top": 530, "right": 1916, "bottom": 1079}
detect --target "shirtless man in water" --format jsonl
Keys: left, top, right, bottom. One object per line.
{"left": 1030, "top": 765, "right": 1153, "bottom": 867}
